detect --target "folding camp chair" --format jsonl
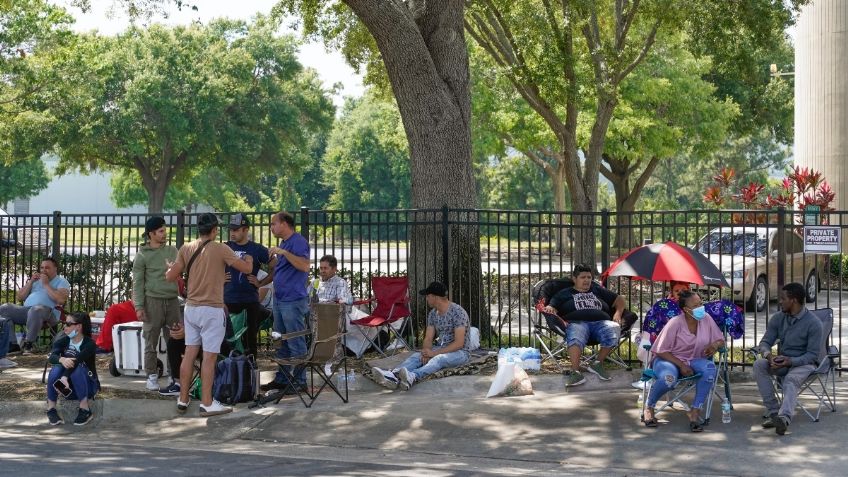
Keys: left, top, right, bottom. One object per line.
{"left": 532, "top": 278, "right": 638, "bottom": 373}
{"left": 750, "top": 307, "right": 838, "bottom": 422}
{"left": 350, "top": 276, "right": 411, "bottom": 358}
{"left": 262, "top": 302, "right": 349, "bottom": 408}
{"left": 638, "top": 339, "right": 727, "bottom": 425}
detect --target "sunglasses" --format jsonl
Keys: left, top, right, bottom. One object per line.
{"left": 65, "top": 321, "right": 81, "bottom": 326}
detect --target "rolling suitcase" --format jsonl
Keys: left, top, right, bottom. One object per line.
{"left": 109, "top": 321, "right": 169, "bottom": 377}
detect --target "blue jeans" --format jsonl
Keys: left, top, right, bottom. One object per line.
{"left": 0, "top": 317, "right": 11, "bottom": 358}
{"left": 273, "top": 297, "right": 310, "bottom": 384}
{"left": 565, "top": 320, "right": 620, "bottom": 348}
{"left": 647, "top": 357, "right": 716, "bottom": 409}
{"left": 46, "top": 364, "right": 100, "bottom": 402}
{"left": 398, "top": 347, "right": 470, "bottom": 380}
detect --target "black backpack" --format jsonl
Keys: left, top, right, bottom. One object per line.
{"left": 213, "top": 351, "right": 258, "bottom": 405}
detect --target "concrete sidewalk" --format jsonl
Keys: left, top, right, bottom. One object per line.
{"left": 4, "top": 364, "right": 847, "bottom": 476}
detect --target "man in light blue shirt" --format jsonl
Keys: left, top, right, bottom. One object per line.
{"left": 0, "top": 257, "right": 70, "bottom": 354}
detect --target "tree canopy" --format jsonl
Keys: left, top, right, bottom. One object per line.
{"left": 4, "top": 16, "right": 334, "bottom": 213}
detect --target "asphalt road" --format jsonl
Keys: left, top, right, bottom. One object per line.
{"left": 0, "top": 429, "right": 708, "bottom": 477}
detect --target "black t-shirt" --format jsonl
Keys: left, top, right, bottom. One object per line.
{"left": 549, "top": 282, "right": 618, "bottom": 322}
{"left": 224, "top": 240, "right": 270, "bottom": 304}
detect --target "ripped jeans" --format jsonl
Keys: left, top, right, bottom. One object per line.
{"left": 647, "top": 357, "right": 716, "bottom": 410}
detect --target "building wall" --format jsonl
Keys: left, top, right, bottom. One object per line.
{"left": 794, "top": 0, "right": 848, "bottom": 215}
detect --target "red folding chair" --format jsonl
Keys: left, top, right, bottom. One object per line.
{"left": 350, "top": 276, "right": 411, "bottom": 357}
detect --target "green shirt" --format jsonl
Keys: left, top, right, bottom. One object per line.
{"left": 132, "top": 243, "right": 178, "bottom": 310}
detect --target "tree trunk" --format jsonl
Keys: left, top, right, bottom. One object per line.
{"left": 551, "top": 165, "right": 568, "bottom": 254}
{"left": 343, "top": 1, "right": 489, "bottom": 342}
{"left": 610, "top": 174, "right": 635, "bottom": 250}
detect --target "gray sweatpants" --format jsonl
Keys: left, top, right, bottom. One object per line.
{"left": 0, "top": 303, "right": 56, "bottom": 342}
{"left": 753, "top": 357, "right": 816, "bottom": 421}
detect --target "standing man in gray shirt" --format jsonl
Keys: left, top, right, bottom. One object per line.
{"left": 753, "top": 282, "right": 823, "bottom": 436}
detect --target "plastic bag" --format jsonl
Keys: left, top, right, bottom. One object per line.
{"left": 497, "top": 347, "right": 541, "bottom": 371}
{"left": 486, "top": 363, "right": 534, "bottom": 398}
{"left": 468, "top": 327, "right": 481, "bottom": 351}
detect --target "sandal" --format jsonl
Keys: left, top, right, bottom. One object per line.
{"left": 689, "top": 420, "right": 704, "bottom": 432}
{"left": 643, "top": 408, "right": 658, "bottom": 428}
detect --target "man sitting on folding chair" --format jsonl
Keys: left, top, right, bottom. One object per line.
{"left": 542, "top": 264, "right": 625, "bottom": 387}
{"left": 753, "top": 282, "right": 823, "bottom": 436}
{"left": 371, "top": 281, "right": 471, "bottom": 391}
{"left": 642, "top": 291, "right": 725, "bottom": 432}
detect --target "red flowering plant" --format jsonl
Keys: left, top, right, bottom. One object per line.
{"left": 703, "top": 166, "right": 836, "bottom": 225}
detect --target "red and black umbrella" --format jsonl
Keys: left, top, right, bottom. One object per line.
{"left": 602, "top": 241, "right": 729, "bottom": 287}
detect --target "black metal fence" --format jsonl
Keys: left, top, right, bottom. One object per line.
{"left": 2, "top": 207, "right": 846, "bottom": 367}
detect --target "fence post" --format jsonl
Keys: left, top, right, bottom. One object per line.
{"left": 600, "top": 209, "right": 610, "bottom": 274}
{"left": 441, "top": 205, "right": 450, "bottom": 288}
{"left": 776, "top": 206, "right": 786, "bottom": 291}
{"left": 176, "top": 209, "right": 185, "bottom": 248}
{"left": 51, "top": 210, "right": 61, "bottom": 258}
{"left": 300, "top": 206, "right": 310, "bottom": 242}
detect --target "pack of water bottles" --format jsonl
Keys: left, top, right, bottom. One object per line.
{"left": 497, "top": 347, "right": 542, "bottom": 371}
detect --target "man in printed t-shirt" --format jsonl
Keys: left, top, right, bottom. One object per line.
{"left": 543, "top": 264, "right": 625, "bottom": 387}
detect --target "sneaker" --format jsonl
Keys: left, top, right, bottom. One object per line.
{"left": 585, "top": 360, "right": 611, "bottom": 381}
{"left": 0, "top": 357, "right": 17, "bottom": 369}
{"left": 176, "top": 398, "right": 190, "bottom": 414}
{"left": 564, "top": 370, "right": 586, "bottom": 387}
{"left": 775, "top": 415, "right": 789, "bottom": 436}
{"left": 73, "top": 408, "right": 93, "bottom": 426}
{"left": 259, "top": 381, "right": 287, "bottom": 393}
{"left": 46, "top": 408, "right": 63, "bottom": 426}
{"left": 762, "top": 413, "right": 778, "bottom": 429}
{"left": 371, "top": 366, "right": 399, "bottom": 390}
{"left": 396, "top": 368, "right": 416, "bottom": 391}
{"left": 146, "top": 374, "right": 159, "bottom": 391}
{"left": 159, "top": 381, "right": 181, "bottom": 396}
{"left": 199, "top": 400, "right": 233, "bottom": 417}
{"left": 21, "top": 341, "right": 34, "bottom": 355}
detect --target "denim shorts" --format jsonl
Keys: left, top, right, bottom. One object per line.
{"left": 565, "top": 320, "right": 620, "bottom": 348}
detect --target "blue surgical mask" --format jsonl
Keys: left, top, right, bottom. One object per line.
{"left": 691, "top": 306, "right": 706, "bottom": 321}
{"left": 68, "top": 329, "right": 78, "bottom": 339}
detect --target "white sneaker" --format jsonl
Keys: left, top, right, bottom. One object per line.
{"left": 146, "top": 374, "right": 159, "bottom": 390}
{"left": 371, "top": 366, "right": 399, "bottom": 389}
{"left": 0, "top": 357, "right": 17, "bottom": 369}
{"left": 396, "top": 368, "right": 416, "bottom": 391}
{"left": 199, "top": 400, "right": 233, "bottom": 417}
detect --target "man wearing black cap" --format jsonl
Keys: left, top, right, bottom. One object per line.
{"left": 132, "top": 216, "right": 180, "bottom": 392}
{"left": 224, "top": 213, "right": 274, "bottom": 357}
{"left": 371, "top": 281, "right": 471, "bottom": 391}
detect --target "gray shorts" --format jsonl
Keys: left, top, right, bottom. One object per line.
{"left": 184, "top": 305, "right": 226, "bottom": 354}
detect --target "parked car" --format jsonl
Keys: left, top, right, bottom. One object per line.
{"left": 0, "top": 208, "right": 17, "bottom": 249}
{"left": 0, "top": 207, "right": 51, "bottom": 254}
{"left": 694, "top": 226, "right": 819, "bottom": 312}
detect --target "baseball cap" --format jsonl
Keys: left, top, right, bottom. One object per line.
{"left": 229, "top": 213, "right": 250, "bottom": 229}
{"left": 418, "top": 281, "right": 447, "bottom": 297}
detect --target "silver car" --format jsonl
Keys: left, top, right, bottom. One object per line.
{"left": 694, "top": 227, "right": 819, "bottom": 312}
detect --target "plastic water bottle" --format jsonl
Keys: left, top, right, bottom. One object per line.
{"left": 636, "top": 393, "right": 644, "bottom": 409}
{"left": 721, "top": 397, "right": 732, "bottom": 424}
{"left": 347, "top": 370, "right": 358, "bottom": 391}
{"left": 337, "top": 371, "right": 348, "bottom": 390}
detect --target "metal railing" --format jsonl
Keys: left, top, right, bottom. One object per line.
{"left": 1, "top": 207, "right": 845, "bottom": 367}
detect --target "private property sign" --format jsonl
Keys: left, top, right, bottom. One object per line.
{"left": 804, "top": 226, "right": 841, "bottom": 253}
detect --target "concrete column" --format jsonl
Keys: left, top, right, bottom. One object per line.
{"left": 794, "top": 0, "right": 848, "bottom": 220}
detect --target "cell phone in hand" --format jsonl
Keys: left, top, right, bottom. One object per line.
{"left": 53, "top": 379, "right": 72, "bottom": 398}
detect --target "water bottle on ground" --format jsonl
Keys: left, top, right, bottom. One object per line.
{"left": 721, "top": 397, "right": 732, "bottom": 424}
{"left": 636, "top": 393, "right": 644, "bottom": 409}
{"left": 337, "top": 371, "right": 348, "bottom": 390}
{"left": 347, "top": 370, "right": 358, "bottom": 391}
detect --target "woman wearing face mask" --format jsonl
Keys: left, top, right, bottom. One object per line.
{"left": 642, "top": 291, "right": 725, "bottom": 432}
{"left": 45, "top": 312, "right": 100, "bottom": 426}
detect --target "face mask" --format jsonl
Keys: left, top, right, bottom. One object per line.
{"left": 691, "top": 306, "right": 706, "bottom": 321}
{"left": 68, "top": 329, "right": 78, "bottom": 339}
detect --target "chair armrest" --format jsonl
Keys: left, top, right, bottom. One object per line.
{"left": 827, "top": 345, "right": 839, "bottom": 357}
{"left": 352, "top": 298, "right": 372, "bottom": 306}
